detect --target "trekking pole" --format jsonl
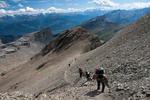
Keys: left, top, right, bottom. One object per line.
{"left": 80, "top": 80, "right": 88, "bottom": 87}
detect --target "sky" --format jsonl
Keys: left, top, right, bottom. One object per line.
{"left": 0, "top": 0, "right": 150, "bottom": 16}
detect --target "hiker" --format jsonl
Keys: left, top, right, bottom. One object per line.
{"left": 79, "top": 68, "right": 83, "bottom": 78}
{"left": 85, "top": 71, "right": 91, "bottom": 81}
{"left": 93, "top": 67, "right": 106, "bottom": 92}
{"left": 80, "top": 71, "right": 91, "bottom": 86}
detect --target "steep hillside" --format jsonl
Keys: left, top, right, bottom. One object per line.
{"left": 0, "top": 27, "right": 102, "bottom": 96}
{"left": 0, "top": 27, "right": 53, "bottom": 74}
{"left": 67, "top": 13, "right": 150, "bottom": 100}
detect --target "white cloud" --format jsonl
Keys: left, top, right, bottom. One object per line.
{"left": 43, "top": 7, "right": 83, "bottom": 14}
{"left": 0, "top": 9, "right": 6, "bottom": 13}
{"left": 1, "top": 1, "right": 150, "bottom": 17}
{"left": 19, "top": 8, "right": 25, "bottom": 12}
{"left": 18, "top": 3, "right": 23, "bottom": 7}
{"left": 92, "top": 0, "right": 150, "bottom": 10}
{"left": 26, "top": 7, "right": 36, "bottom": 12}
{"left": 0, "top": 7, "right": 87, "bottom": 17}
{"left": 92, "top": 0, "right": 118, "bottom": 7}
{"left": 121, "top": 2, "right": 150, "bottom": 10}
{"left": 0, "top": 1, "right": 9, "bottom": 8}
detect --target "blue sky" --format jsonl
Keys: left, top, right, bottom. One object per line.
{"left": 1, "top": 0, "right": 150, "bottom": 9}
{"left": 0, "top": 0, "right": 150, "bottom": 16}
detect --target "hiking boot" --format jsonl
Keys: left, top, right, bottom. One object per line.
{"left": 101, "top": 90, "right": 104, "bottom": 93}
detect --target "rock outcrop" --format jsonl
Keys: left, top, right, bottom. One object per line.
{"left": 41, "top": 27, "right": 102, "bottom": 56}
{"left": 0, "top": 27, "right": 53, "bottom": 74}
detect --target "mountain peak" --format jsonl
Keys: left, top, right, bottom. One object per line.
{"left": 40, "top": 26, "right": 102, "bottom": 56}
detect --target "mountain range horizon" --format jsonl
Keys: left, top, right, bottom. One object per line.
{"left": 1, "top": 7, "right": 150, "bottom": 44}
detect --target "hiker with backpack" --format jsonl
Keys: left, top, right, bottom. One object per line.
{"left": 93, "top": 67, "right": 107, "bottom": 92}
{"left": 85, "top": 71, "right": 91, "bottom": 81}
{"left": 79, "top": 68, "right": 83, "bottom": 78}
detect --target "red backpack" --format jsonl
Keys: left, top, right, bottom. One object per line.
{"left": 79, "top": 68, "right": 83, "bottom": 73}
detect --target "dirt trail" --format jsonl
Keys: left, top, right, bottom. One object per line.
{"left": 48, "top": 78, "right": 113, "bottom": 100}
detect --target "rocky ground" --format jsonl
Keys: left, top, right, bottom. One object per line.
{"left": 66, "top": 13, "right": 150, "bottom": 100}
{"left": 1, "top": 77, "right": 149, "bottom": 100}
{"left": 0, "top": 77, "right": 112, "bottom": 100}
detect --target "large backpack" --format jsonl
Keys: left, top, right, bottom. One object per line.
{"left": 96, "top": 68, "right": 104, "bottom": 75}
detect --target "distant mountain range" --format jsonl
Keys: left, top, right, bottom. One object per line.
{"left": 81, "top": 16, "right": 125, "bottom": 41}
{"left": 81, "top": 7, "right": 150, "bottom": 41}
{"left": 0, "top": 35, "right": 22, "bottom": 44}
{"left": 0, "top": 9, "right": 108, "bottom": 35}
{"left": 0, "top": 7, "right": 150, "bottom": 43}
{"left": 104, "top": 7, "right": 150, "bottom": 24}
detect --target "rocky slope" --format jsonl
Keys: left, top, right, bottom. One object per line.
{"left": 66, "top": 13, "right": 150, "bottom": 100}
{"left": 0, "top": 27, "right": 53, "bottom": 74}
{"left": 0, "top": 27, "right": 102, "bottom": 97}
